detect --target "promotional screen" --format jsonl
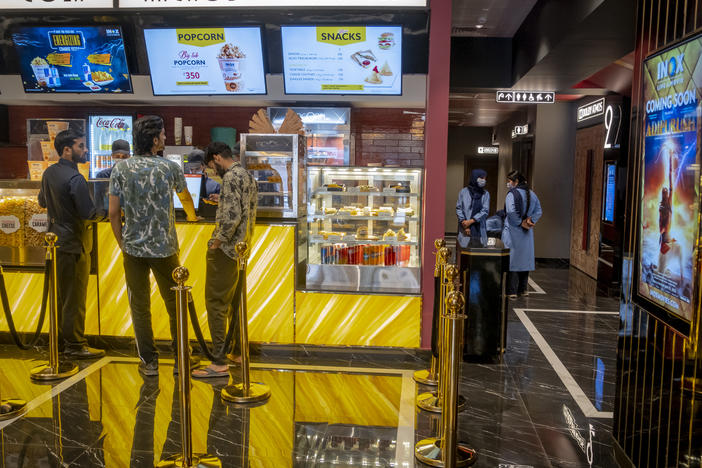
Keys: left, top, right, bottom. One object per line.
{"left": 603, "top": 163, "right": 616, "bottom": 223}
{"left": 282, "top": 25, "right": 402, "bottom": 95}
{"left": 174, "top": 175, "right": 203, "bottom": 210}
{"left": 144, "top": 27, "right": 266, "bottom": 95}
{"left": 638, "top": 35, "right": 702, "bottom": 323}
{"left": 12, "top": 26, "right": 132, "bottom": 94}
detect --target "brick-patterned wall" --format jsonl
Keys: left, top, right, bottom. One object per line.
{"left": 352, "top": 108, "right": 425, "bottom": 167}
{"left": 0, "top": 105, "right": 426, "bottom": 178}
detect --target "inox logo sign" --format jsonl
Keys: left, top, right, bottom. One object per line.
{"left": 657, "top": 53, "right": 684, "bottom": 80}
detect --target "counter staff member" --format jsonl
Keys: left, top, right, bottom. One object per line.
{"left": 192, "top": 141, "right": 257, "bottom": 379}
{"left": 38, "top": 129, "right": 105, "bottom": 359}
{"left": 108, "top": 115, "right": 200, "bottom": 377}
{"left": 186, "top": 149, "right": 220, "bottom": 199}
{"left": 96, "top": 139, "right": 131, "bottom": 179}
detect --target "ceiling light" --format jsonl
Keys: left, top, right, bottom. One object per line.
{"left": 475, "top": 24, "right": 485, "bottom": 29}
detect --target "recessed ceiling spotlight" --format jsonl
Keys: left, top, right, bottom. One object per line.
{"left": 475, "top": 24, "right": 485, "bottom": 29}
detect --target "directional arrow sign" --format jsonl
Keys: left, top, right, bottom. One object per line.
{"left": 496, "top": 90, "right": 555, "bottom": 104}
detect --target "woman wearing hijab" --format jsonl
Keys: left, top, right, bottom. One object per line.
{"left": 456, "top": 169, "right": 490, "bottom": 248}
{"left": 503, "top": 170, "right": 543, "bottom": 298}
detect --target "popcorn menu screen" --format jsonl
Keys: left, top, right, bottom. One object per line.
{"left": 12, "top": 26, "right": 132, "bottom": 94}
{"left": 282, "top": 25, "right": 402, "bottom": 95}
{"left": 144, "top": 27, "right": 266, "bottom": 96}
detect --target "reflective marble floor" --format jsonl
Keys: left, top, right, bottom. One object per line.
{"left": 0, "top": 266, "right": 620, "bottom": 467}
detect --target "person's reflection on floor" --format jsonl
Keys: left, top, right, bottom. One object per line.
{"left": 57, "top": 378, "right": 104, "bottom": 465}
{"left": 206, "top": 380, "right": 246, "bottom": 466}
{"left": 130, "top": 376, "right": 160, "bottom": 467}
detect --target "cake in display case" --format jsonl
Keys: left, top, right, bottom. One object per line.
{"left": 306, "top": 166, "right": 422, "bottom": 294}
{"left": 240, "top": 133, "right": 307, "bottom": 219}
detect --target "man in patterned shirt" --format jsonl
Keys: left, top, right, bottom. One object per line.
{"left": 193, "top": 141, "right": 257, "bottom": 379}
{"left": 108, "top": 115, "right": 200, "bottom": 377}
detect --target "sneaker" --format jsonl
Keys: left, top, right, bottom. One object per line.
{"left": 507, "top": 294, "right": 518, "bottom": 299}
{"left": 520, "top": 291, "right": 530, "bottom": 297}
{"left": 64, "top": 346, "right": 106, "bottom": 360}
{"left": 138, "top": 360, "right": 159, "bottom": 377}
{"left": 173, "top": 355, "right": 201, "bottom": 375}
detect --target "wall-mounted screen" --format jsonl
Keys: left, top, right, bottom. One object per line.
{"left": 12, "top": 26, "right": 132, "bottom": 94}
{"left": 636, "top": 33, "right": 702, "bottom": 333}
{"left": 174, "top": 174, "right": 203, "bottom": 210}
{"left": 281, "top": 25, "right": 402, "bottom": 95}
{"left": 144, "top": 27, "right": 266, "bottom": 95}
{"left": 602, "top": 163, "right": 616, "bottom": 223}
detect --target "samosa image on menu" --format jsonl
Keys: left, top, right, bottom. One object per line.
{"left": 364, "top": 66, "right": 382, "bottom": 84}
{"left": 379, "top": 61, "right": 393, "bottom": 76}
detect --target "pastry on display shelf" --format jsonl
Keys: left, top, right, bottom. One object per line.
{"left": 397, "top": 228, "right": 410, "bottom": 241}
{"left": 383, "top": 229, "right": 397, "bottom": 240}
{"left": 267, "top": 175, "right": 282, "bottom": 182}
{"left": 324, "top": 207, "right": 337, "bottom": 215}
{"left": 379, "top": 206, "right": 394, "bottom": 216}
{"left": 359, "top": 185, "right": 379, "bottom": 192}
{"left": 397, "top": 207, "right": 415, "bottom": 217}
{"left": 390, "top": 184, "right": 410, "bottom": 193}
{"left": 324, "top": 183, "right": 345, "bottom": 191}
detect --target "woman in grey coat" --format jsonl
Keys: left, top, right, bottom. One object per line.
{"left": 503, "top": 170, "right": 542, "bottom": 298}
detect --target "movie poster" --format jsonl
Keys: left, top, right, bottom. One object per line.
{"left": 638, "top": 36, "right": 702, "bottom": 322}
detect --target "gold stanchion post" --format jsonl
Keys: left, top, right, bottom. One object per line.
{"left": 417, "top": 263, "right": 466, "bottom": 414}
{"left": 415, "top": 290, "right": 477, "bottom": 467}
{"left": 414, "top": 239, "right": 446, "bottom": 386}
{"left": 30, "top": 232, "right": 78, "bottom": 382}
{"left": 221, "top": 242, "right": 271, "bottom": 404}
{"left": 0, "top": 375, "right": 27, "bottom": 421}
{"left": 157, "top": 266, "right": 220, "bottom": 468}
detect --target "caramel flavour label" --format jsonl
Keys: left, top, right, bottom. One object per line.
{"left": 29, "top": 214, "right": 49, "bottom": 233}
{"left": 0, "top": 216, "right": 20, "bottom": 234}
{"left": 177, "top": 29, "right": 226, "bottom": 47}
{"left": 316, "top": 27, "right": 366, "bottom": 46}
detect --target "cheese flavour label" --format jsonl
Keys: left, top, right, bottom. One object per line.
{"left": 29, "top": 214, "right": 49, "bottom": 233}
{"left": 0, "top": 216, "right": 20, "bottom": 234}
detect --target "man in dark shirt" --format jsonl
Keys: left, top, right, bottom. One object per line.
{"left": 38, "top": 129, "right": 105, "bottom": 359}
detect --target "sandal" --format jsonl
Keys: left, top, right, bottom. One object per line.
{"left": 192, "top": 366, "right": 229, "bottom": 379}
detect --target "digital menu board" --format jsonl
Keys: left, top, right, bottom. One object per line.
{"left": 636, "top": 33, "right": 702, "bottom": 330}
{"left": 282, "top": 25, "right": 402, "bottom": 95}
{"left": 144, "top": 27, "right": 266, "bottom": 95}
{"left": 12, "top": 26, "right": 132, "bottom": 94}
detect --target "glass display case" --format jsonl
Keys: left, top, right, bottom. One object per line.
{"left": 241, "top": 133, "right": 307, "bottom": 219}
{"left": 269, "top": 107, "right": 351, "bottom": 166}
{"left": 0, "top": 180, "right": 109, "bottom": 269}
{"left": 305, "top": 166, "right": 422, "bottom": 294}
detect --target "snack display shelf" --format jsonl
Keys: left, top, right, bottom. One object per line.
{"left": 244, "top": 152, "right": 293, "bottom": 158}
{"left": 308, "top": 215, "right": 419, "bottom": 222}
{"left": 313, "top": 190, "right": 419, "bottom": 197}
{"left": 305, "top": 166, "right": 422, "bottom": 294}
{"left": 309, "top": 239, "right": 417, "bottom": 246}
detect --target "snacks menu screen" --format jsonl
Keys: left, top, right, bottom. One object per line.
{"left": 144, "top": 27, "right": 266, "bottom": 95}
{"left": 12, "top": 26, "right": 132, "bottom": 94}
{"left": 282, "top": 26, "right": 402, "bottom": 95}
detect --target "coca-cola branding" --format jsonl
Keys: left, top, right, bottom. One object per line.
{"left": 0, "top": 216, "right": 20, "bottom": 234}
{"left": 29, "top": 214, "right": 48, "bottom": 233}
{"left": 95, "top": 117, "right": 128, "bottom": 130}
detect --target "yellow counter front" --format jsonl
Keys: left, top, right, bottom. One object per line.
{"left": 0, "top": 221, "right": 421, "bottom": 348}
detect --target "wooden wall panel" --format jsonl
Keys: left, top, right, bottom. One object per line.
{"left": 570, "top": 124, "right": 605, "bottom": 278}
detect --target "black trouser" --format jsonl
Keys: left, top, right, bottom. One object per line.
{"left": 56, "top": 250, "right": 89, "bottom": 350}
{"left": 205, "top": 248, "right": 241, "bottom": 365}
{"left": 123, "top": 253, "right": 179, "bottom": 364}
{"left": 507, "top": 271, "right": 529, "bottom": 295}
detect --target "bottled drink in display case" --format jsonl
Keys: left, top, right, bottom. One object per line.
{"left": 88, "top": 115, "right": 132, "bottom": 178}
